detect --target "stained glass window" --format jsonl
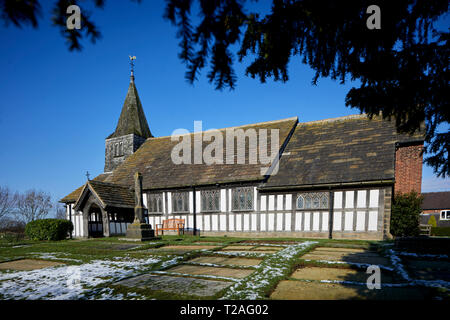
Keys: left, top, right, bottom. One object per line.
{"left": 232, "top": 187, "right": 254, "bottom": 211}
{"left": 296, "top": 192, "right": 329, "bottom": 210}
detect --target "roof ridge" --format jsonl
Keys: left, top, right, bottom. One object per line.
{"left": 148, "top": 116, "right": 299, "bottom": 140}
{"left": 298, "top": 114, "right": 368, "bottom": 126}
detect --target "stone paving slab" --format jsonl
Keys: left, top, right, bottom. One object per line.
{"left": 301, "top": 251, "right": 390, "bottom": 266}
{"left": 291, "top": 267, "right": 397, "bottom": 283}
{"left": 314, "top": 247, "right": 368, "bottom": 253}
{"left": 115, "top": 274, "right": 231, "bottom": 297}
{"left": 253, "top": 246, "right": 283, "bottom": 252}
{"left": 190, "top": 256, "right": 262, "bottom": 266}
{"left": 154, "top": 245, "right": 219, "bottom": 251}
{"left": 403, "top": 259, "right": 450, "bottom": 282}
{"left": 270, "top": 280, "right": 425, "bottom": 300}
{"left": 0, "top": 259, "right": 64, "bottom": 271}
{"left": 167, "top": 264, "right": 254, "bottom": 279}
{"left": 222, "top": 245, "right": 256, "bottom": 250}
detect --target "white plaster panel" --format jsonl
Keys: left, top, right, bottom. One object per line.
{"left": 229, "top": 213, "right": 234, "bottom": 231}
{"left": 204, "top": 215, "right": 210, "bottom": 231}
{"left": 211, "top": 215, "right": 218, "bottom": 231}
{"left": 243, "top": 214, "right": 250, "bottom": 231}
{"left": 276, "top": 213, "right": 283, "bottom": 231}
{"left": 322, "top": 212, "right": 329, "bottom": 231}
{"left": 268, "top": 213, "right": 275, "bottom": 231}
{"left": 334, "top": 191, "right": 343, "bottom": 209}
{"left": 370, "top": 190, "right": 379, "bottom": 208}
{"left": 368, "top": 210, "right": 378, "bottom": 231}
{"left": 220, "top": 214, "right": 227, "bottom": 231}
{"left": 356, "top": 211, "right": 365, "bottom": 231}
{"left": 295, "top": 212, "right": 302, "bottom": 231}
{"left": 277, "top": 195, "right": 284, "bottom": 211}
{"left": 345, "top": 191, "right": 354, "bottom": 208}
{"left": 260, "top": 213, "right": 267, "bottom": 231}
{"left": 357, "top": 190, "right": 366, "bottom": 208}
{"left": 167, "top": 192, "right": 172, "bottom": 214}
{"left": 344, "top": 212, "right": 354, "bottom": 231}
{"left": 312, "top": 212, "right": 320, "bottom": 231}
{"left": 251, "top": 214, "right": 257, "bottom": 231}
{"left": 285, "top": 195, "right": 292, "bottom": 210}
{"left": 268, "top": 196, "right": 275, "bottom": 211}
{"left": 333, "top": 211, "right": 342, "bottom": 231}
{"left": 235, "top": 214, "right": 242, "bottom": 231}
{"left": 304, "top": 212, "right": 311, "bottom": 231}
{"left": 221, "top": 189, "right": 226, "bottom": 212}
{"left": 260, "top": 195, "right": 267, "bottom": 211}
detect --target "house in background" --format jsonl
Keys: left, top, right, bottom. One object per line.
{"left": 421, "top": 191, "right": 450, "bottom": 227}
{"left": 60, "top": 71, "right": 425, "bottom": 241}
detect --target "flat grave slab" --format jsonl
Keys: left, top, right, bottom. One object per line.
{"left": 252, "top": 246, "right": 283, "bottom": 252}
{"left": 167, "top": 264, "right": 254, "bottom": 279}
{"left": 189, "top": 256, "right": 262, "bottom": 266}
{"left": 0, "top": 259, "right": 64, "bottom": 271}
{"left": 403, "top": 259, "right": 450, "bottom": 282}
{"left": 314, "top": 247, "right": 367, "bottom": 253}
{"left": 222, "top": 245, "right": 256, "bottom": 251}
{"left": 115, "top": 274, "right": 231, "bottom": 297}
{"left": 270, "top": 280, "right": 424, "bottom": 300}
{"left": 153, "top": 245, "right": 219, "bottom": 252}
{"left": 301, "top": 248, "right": 390, "bottom": 266}
{"left": 291, "top": 267, "right": 397, "bottom": 283}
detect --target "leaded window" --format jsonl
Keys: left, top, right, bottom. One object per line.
{"left": 201, "top": 190, "right": 220, "bottom": 212}
{"left": 148, "top": 192, "right": 163, "bottom": 213}
{"left": 296, "top": 192, "right": 329, "bottom": 210}
{"left": 232, "top": 187, "right": 254, "bottom": 211}
{"left": 172, "top": 191, "right": 189, "bottom": 213}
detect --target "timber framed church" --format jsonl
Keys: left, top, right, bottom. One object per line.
{"left": 61, "top": 71, "right": 424, "bottom": 240}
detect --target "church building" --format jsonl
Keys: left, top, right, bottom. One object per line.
{"left": 61, "top": 71, "right": 424, "bottom": 240}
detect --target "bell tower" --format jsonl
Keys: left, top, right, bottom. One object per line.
{"left": 105, "top": 57, "right": 152, "bottom": 172}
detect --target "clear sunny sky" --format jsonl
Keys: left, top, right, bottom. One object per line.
{"left": 0, "top": 0, "right": 448, "bottom": 209}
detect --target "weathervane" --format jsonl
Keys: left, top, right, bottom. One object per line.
{"left": 86, "top": 171, "right": 90, "bottom": 181}
{"left": 129, "top": 55, "right": 136, "bottom": 76}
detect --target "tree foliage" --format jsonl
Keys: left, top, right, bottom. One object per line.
{"left": 164, "top": 0, "right": 449, "bottom": 177}
{"left": 390, "top": 191, "right": 423, "bottom": 237}
{"left": 427, "top": 214, "right": 437, "bottom": 228}
{"left": 1, "top": 0, "right": 448, "bottom": 176}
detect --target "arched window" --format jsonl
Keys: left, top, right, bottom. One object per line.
{"left": 296, "top": 192, "right": 329, "bottom": 210}
{"left": 297, "top": 195, "right": 304, "bottom": 209}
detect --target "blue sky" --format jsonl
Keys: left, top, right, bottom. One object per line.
{"left": 0, "top": 0, "right": 448, "bottom": 209}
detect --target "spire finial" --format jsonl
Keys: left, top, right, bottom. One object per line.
{"left": 129, "top": 55, "right": 136, "bottom": 82}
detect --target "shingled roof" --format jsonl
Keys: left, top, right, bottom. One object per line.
{"left": 422, "top": 192, "right": 450, "bottom": 210}
{"left": 73, "top": 180, "right": 135, "bottom": 210}
{"left": 61, "top": 117, "right": 298, "bottom": 203}
{"left": 107, "top": 75, "right": 152, "bottom": 139}
{"left": 102, "top": 117, "right": 298, "bottom": 190}
{"left": 261, "top": 114, "right": 424, "bottom": 190}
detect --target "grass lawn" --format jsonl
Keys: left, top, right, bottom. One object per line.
{"left": 0, "top": 235, "right": 448, "bottom": 300}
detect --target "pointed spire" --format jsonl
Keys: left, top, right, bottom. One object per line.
{"left": 107, "top": 58, "right": 152, "bottom": 139}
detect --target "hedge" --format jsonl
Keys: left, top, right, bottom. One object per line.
{"left": 25, "top": 219, "right": 73, "bottom": 241}
{"left": 431, "top": 227, "right": 450, "bottom": 237}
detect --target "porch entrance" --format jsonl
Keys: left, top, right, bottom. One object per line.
{"left": 88, "top": 205, "right": 103, "bottom": 237}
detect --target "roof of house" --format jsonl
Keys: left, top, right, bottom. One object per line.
{"left": 61, "top": 114, "right": 424, "bottom": 204}
{"left": 61, "top": 117, "right": 298, "bottom": 202}
{"left": 261, "top": 114, "right": 424, "bottom": 190}
{"left": 421, "top": 191, "right": 450, "bottom": 210}
{"left": 73, "top": 180, "right": 135, "bottom": 210}
{"left": 107, "top": 76, "right": 152, "bottom": 139}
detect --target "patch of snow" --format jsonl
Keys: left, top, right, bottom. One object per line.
{"left": 0, "top": 256, "right": 160, "bottom": 300}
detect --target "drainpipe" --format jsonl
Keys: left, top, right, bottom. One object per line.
{"left": 193, "top": 186, "right": 197, "bottom": 236}
{"left": 328, "top": 189, "right": 334, "bottom": 239}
